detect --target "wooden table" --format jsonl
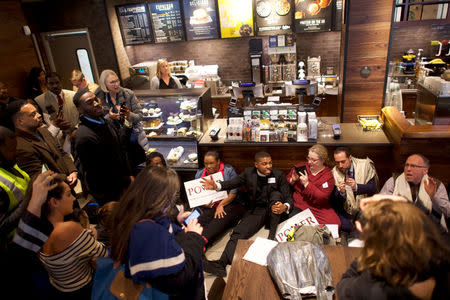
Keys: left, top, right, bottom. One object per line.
{"left": 222, "top": 240, "right": 361, "bottom": 300}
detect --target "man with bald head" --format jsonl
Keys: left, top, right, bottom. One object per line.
{"left": 380, "top": 154, "right": 449, "bottom": 228}
{"left": 73, "top": 88, "right": 132, "bottom": 205}
{"left": 10, "top": 100, "right": 78, "bottom": 184}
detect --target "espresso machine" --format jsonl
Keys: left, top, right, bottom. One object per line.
{"left": 268, "top": 43, "right": 297, "bottom": 91}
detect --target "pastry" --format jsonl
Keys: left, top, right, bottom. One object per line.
{"left": 167, "top": 146, "right": 184, "bottom": 163}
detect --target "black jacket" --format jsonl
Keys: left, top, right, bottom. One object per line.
{"left": 75, "top": 116, "right": 132, "bottom": 205}
{"left": 220, "top": 167, "right": 293, "bottom": 210}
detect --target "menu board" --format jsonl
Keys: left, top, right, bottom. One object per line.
{"left": 218, "top": 0, "right": 254, "bottom": 38}
{"left": 149, "top": 1, "right": 185, "bottom": 43}
{"left": 182, "top": 0, "right": 219, "bottom": 40}
{"left": 256, "top": 0, "right": 293, "bottom": 35}
{"left": 294, "top": 0, "right": 333, "bottom": 32}
{"left": 116, "top": 3, "right": 153, "bottom": 45}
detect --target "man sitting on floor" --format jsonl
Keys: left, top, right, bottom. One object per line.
{"left": 380, "top": 153, "right": 450, "bottom": 231}
{"left": 201, "top": 151, "right": 293, "bottom": 277}
{"left": 331, "top": 147, "right": 378, "bottom": 234}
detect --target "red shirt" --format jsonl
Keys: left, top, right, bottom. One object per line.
{"left": 286, "top": 162, "right": 341, "bottom": 227}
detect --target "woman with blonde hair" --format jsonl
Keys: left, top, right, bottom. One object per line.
{"left": 110, "top": 166, "right": 206, "bottom": 299}
{"left": 95, "top": 69, "right": 148, "bottom": 172}
{"left": 337, "top": 200, "right": 450, "bottom": 299}
{"left": 150, "top": 59, "right": 182, "bottom": 90}
{"left": 286, "top": 144, "right": 340, "bottom": 226}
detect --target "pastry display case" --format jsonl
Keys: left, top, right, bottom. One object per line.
{"left": 134, "top": 88, "right": 212, "bottom": 170}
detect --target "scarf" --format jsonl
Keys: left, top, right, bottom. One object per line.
{"left": 332, "top": 157, "right": 378, "bottom": 215}
{"left": 393, "top": 173, "right": 432, "bottom": 213}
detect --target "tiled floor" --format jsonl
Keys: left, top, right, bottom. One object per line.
{"left": 203, "top": 227, "right": 270, "bottom": 296}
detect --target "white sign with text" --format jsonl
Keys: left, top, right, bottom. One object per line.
{"left": 275, "top": 208, "right": 319, "bottom": 242}
{"left": 184, "top": 172, "right": 228, "bottom": 208}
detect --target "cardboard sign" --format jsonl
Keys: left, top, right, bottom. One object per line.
{"left": 184, "top": 172, "right": 228, "bottom": 208}
{"left": 275, "top": 208, "right": 318, "bottom": 242}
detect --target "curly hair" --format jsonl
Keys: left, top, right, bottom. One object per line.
{"left": 357, "top": 200, "right": 450, "bottom": 286}
{"left": 110, "top": 166, "right": 180, "bottom": 263}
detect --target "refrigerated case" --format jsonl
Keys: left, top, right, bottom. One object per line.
{"left": 134, "top": 88, "right": 213, "bottom": 170}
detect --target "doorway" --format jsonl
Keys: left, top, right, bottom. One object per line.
{"left": 41, "top": 28, "right": 99, "bottom": 90}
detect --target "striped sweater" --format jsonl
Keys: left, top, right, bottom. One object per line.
{"left": 39, "top": 229, "right": 108, "bottom": 292}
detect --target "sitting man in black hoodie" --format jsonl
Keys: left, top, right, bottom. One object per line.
{"left": 72, "top": 88, "right": 132, "bottom": 206}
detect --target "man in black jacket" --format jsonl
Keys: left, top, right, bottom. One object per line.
{"left": 73, "top": 88, "right": 132, "bottom": 206}
{"left": 201, "top": 152, "right": 293, "bottom": 277}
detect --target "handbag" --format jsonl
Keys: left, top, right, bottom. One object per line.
{"left": 91, "top": 257, "right": 169, "bottom": 300}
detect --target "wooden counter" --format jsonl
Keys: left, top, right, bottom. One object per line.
{"left": 382, "top": 106, "right": 450, "bottom": 185}
{"left": 199, "top": 118, "right": 393, "bottom": 184}
{"left": 222, "top": 240, "right": 361, "bottom": 300}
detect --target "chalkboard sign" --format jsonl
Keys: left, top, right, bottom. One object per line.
{"left": 116, "top": 3, "right": 153, "bottom": 45}
{"left": 149, "top": 1, "right": 185, "bottom": 43}
{"left": 182, "top": 0, "right": 219, "bottom": 41}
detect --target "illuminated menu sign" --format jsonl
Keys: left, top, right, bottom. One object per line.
{"left": 182, "top": 0, "right": 219, "bottom": 40}
{"left": 294, "top": 0, "right": 333, "bottom": 32}
{"left": 217, "top": 0, "right": 254, "bottom": 38}
{"left": 149, "top": 1, "right": 185, "bottom": 43}
{"left": 256, "top": 0, "right": 293, "bottom": 35}
{"left": 116, "top": 3, "right": 153, "bottom": 45}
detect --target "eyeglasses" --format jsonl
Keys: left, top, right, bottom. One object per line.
{"left": 307, "top": 156, "right": 320, "bottom": 163}
{"left": 404, "top": 163, "right": 426, "bottom": 169}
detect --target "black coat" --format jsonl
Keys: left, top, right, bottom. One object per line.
{"left": 220, "top": 167, "right": 293, "bottom": 210}
{"left": 75, "top": 116, "right": 132, "bottom": 205}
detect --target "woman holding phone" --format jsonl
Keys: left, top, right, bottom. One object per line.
{"left": 110, "top": 166, "right": 206, "bottom": 299}
{"left": 286, "top": 144, "right": 340, "bottom": 227}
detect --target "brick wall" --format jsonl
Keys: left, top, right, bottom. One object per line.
{"left": 126, "top": 31, "right": 341, "bottom": 83}
{"left": 389, "top": 24, "right": 450, "bottom": 60}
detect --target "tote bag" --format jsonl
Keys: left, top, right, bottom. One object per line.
{"left": 91, "top": 257, "right": 169, "bottom": 300}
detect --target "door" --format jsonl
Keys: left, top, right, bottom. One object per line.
{"left": 41, "top": 28, "right": 99, "bottom": 90}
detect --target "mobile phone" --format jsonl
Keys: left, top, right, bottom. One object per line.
{"left": 184, "top": 209, "right": 201, "bottom": 226}
{"left": 294, "top": 165, "right": 307, "bottom": 175}
{"left": 333, "top": 124, "right": 341, "bottom": 139}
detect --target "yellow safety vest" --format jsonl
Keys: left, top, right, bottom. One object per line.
{"left": 0, "top": 164, "right": 30, "bottom": 239}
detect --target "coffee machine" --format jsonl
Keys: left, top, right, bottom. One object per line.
{"left": 249, "top": 39, "right": 263, "bottom": 84}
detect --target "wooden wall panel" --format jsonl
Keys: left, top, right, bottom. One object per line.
{"left": 341, "top": 0, "right": 393, "bottom": 122}
{"left": 0, "top": 0, "right": 39, "bottom": 98}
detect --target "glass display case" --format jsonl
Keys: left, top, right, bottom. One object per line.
{"left": 134, "top": 88, "right": 212, "bottom": 170}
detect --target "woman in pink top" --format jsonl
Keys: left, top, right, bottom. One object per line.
{"left": 286, "top": 144, "right": 341, "bottom": 227}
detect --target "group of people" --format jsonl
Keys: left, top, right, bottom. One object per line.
{"left": 197, "top": 146, "right": 449, "bottom": 280}
{"left": 0, "top": 66, "right": 449, "bottom": 299}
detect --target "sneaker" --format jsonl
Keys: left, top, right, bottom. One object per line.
{"left": 202, "top": 259, "right": 227, "bottom": 277}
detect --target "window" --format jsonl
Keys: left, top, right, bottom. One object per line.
{"left": 76, "top": 49, "right": 95, "bottom": 83}
{"left": 394, "top": 0, "right": 449, "bottom": 22}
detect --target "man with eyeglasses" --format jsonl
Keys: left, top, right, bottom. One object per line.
{"left": 380, "top": 154, "right": 450, "bottom": 229}
{"left": 331, "top": 147, "right": 378, "bottom": 233}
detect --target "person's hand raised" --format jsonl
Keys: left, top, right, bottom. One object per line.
{"left": 28, "top": 171, "right": 58, "bottom": 217}
{"left": 201, "top": 176, "right": 217, "bottom": 190}
{"left": 424, "top": 177, "right": 437, "bottom": 200}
